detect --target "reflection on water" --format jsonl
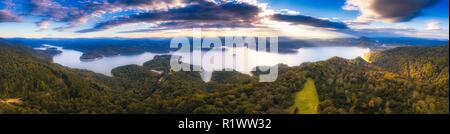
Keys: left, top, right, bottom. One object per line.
{"left": 43, "top": 45, "right": 370, "bottom": 81}
{"left": 49, "top": 46, "right": 162, "bottom": 76}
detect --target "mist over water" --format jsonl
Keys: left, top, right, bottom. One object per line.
{"left": 42, "top": 45, "right": 370, "bottom": 81}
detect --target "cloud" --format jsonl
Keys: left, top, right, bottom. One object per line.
{"left": 118, "top": 21, "right": 260, "bottom": 33}
{"left": 36, "top": 20, "right": 51, "bottom": 31}
{"left": 277, "top": 9, "right": 300, "bottom": 15}
{"left": 2, "top": 0, "right": 191, "bottom": 31}
{"left": 0, "top": 10, "right": 19, "bottom": 22}
{"left": 110, "top": 0, "right": 188, "bottom": 10}
{"left": 1, "top": 0, "right": 445, "bottom": 40}
{"left": 13, "top": 0, "right": 110, "bottom": 30}
{"left": 343, "top": 0, "right": 439, "bottom": 23}
{"left": 271, "top": 14, "right": 349, "bottom": 29}
{"left": 78, "top": 1, "right": 262, "bottom": 33}
{"left": 425, "top": 20, "right": 441, "bottom": 30}
{"left": 0, "top": 0, "right": 15, "bottom": 9}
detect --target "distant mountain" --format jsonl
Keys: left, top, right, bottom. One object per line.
{"left": 3, "top": 37, "right": 448, "bottom": 58}
{"left": 369, "top": 37, "right": 449, "bottom": 46}
{"left": 4, "top": 38, "right": 173, "bottom": 57}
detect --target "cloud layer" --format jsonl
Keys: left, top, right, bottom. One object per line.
{"left": 0, "top": 0, "right": 447, "bottom": 39}
{"left": 271, "top": 14, "right": 349, "bottom": 29}
{"left": 1, "top": 0, "right": 200, "bottom": 30}
{"left": 78, "top": 0, "right": 353, "bottom": 33}
{"left": 0, "top": 10, "right": 19, "bottom": 22}
{"left": 343, "top": 0, "right": 439, "bottom": 22}
{"left": 78, "top": 0, "right": 262, "bottom": 33}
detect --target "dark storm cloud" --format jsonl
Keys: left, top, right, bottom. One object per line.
{"left": 272, "top": 14, "right": 349, "bottom": 29}
{"left": 109, "top": 0, "right": 185, "bottom": 6}
{"left": 109, "top": 0, "right": 176, "bottom": 5}
{"left": 77, "top": 1, "right": 262, "bottom": 33}
{"left": 0, "top": 10, "right": 20, "bottom": 22}
{"left": 118, "top": 21, "right": 260, "bottom": 33}
{"left": 344, "top": 0, "right": 440, "bottom": 22}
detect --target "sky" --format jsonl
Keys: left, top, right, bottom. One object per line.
{"left": 0, "top": 0, "right": 448, "bottom": 39}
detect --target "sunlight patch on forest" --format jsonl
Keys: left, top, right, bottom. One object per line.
{"left": 289, "top": 78, "right": 319, "bottom": 114}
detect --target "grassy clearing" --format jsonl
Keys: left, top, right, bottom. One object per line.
{"left": 289, "top": 78, "right": 319, "bottom": 114}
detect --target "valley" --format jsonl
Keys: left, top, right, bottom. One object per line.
{"left": 0, "top": 39, "right": 448, "bottom": 114}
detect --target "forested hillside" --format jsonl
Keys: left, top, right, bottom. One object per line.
{"left": 1, "top": 41, "right": 448, "bottom": 114}
{"left": 0, "top": 42, "right": 124, "bottom": 113}
{"left": 370, "top": 46, "right": 449, "bottom": 91}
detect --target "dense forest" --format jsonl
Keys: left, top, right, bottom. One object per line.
{"left": 0, "top": 40, "right": 448, "bottom": 114}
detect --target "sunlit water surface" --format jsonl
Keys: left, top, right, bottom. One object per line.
{"left": 37, "top": 44, "right": 370, "bottom": 82}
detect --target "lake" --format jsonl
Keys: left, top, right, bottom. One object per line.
{"left": 37, "top": 45, "right": 370, "bottom": 81}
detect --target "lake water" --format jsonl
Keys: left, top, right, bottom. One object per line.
{"left": 37, "top": 44, "right": 370, "bottom": 81}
